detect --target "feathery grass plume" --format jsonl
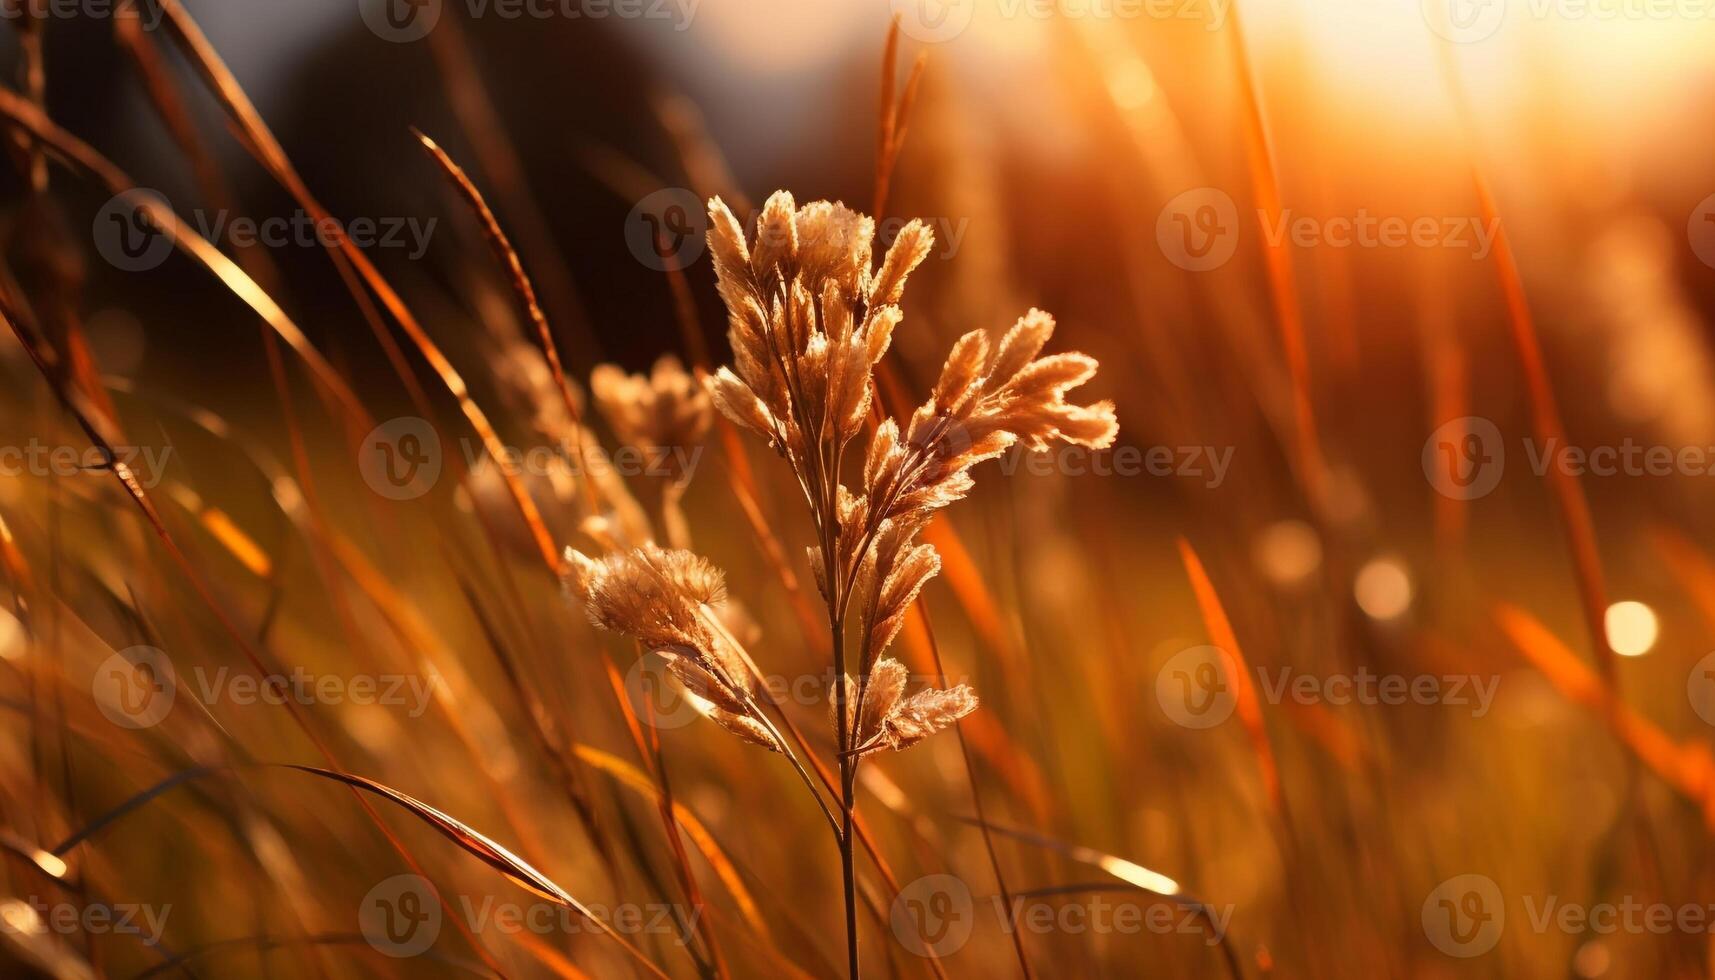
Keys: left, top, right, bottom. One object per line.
{"left": 590, "top": 354, "right": 713, "bottom": 548}
{"left": 835, "top": 657, "right": 978, "bottom": 757}
{"left": 590, "top": 354, "right": 712, "bottom": 480}
{"left": 477, "top": 338, "right": 657, "bottom": 550}
{"left": 564, "top": 545, "right": 780, "bottom": 751}
{"left": 701, "top": 189, "right": 1117, "bottom": 976}
{"left": 705, "top": 190, "right": 1116, "bottom": 680}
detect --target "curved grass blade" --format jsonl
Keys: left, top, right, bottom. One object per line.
{"left": 911, "top": 607, "right": 1034, "bottom": 980}
{"left": 572, "top": 744, "right": 770, "bottom": 942}
{"left": 1222, "top": 3, "right": 1328, "bottom": 513}
{"left": 1177, "top": 537, "right": 1282, "bottom": 816}
{"left": 425, "top": 11, "right": 600, "bottom": 360}
{"left": 0, "top": 89, "right": 369, "bottom": 426}
{"left": 872, "top": 16, "right": 926, "bottom": 220}
{"left": 53, "top": 765, "right": 225, "bottom": 856}
{"left": 1495, "top": 604, "right": 1715, "bottom": 828}
{"left": 51, "top": 762, "right": 626, "bottom": 975}
{"left": 151, "top": 0, "right": 564, "bottom": 572}
{"left": 0, "top": 321, "right": 498, "bottom": 970}
{"left": 949, "top": 816, "right": 1183, "bottom": 895}
{"left": 950, "top": 818, "right": 1244, "bottom": 980}
{"left": 1010, "top": 883, "right": 1242, "bottom": 980}
{"left": 282, "top": 765, "right": 670, "bottom": 978}
{"left": 414, "top": 129, "right": 602, "bottom": 521}
{"left": 596, "top": 654, "right": 726, "bottom": 978}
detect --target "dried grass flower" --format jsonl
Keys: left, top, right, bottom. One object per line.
{"left": 564, "top": 189, "right": 1118, "bottom": 979}
{"left": 834, "top": 658, "right": 978, "bottom": 757}
{"left": 563, "top": 545, "right": 779, "bottom": 751}
{"left": 589, "top": 354, "right": 712, "bottom": 477}
{"left": 702, "top": 189, "right": 1117, "bottom": 698}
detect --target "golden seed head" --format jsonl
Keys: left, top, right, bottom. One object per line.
{"left": 589, "top": 354, "right": 711, "bottom": 476}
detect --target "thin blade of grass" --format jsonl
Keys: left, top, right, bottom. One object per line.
{"left": 1494, "top": 604, "right": 1715, "bottom": 827}
{"left": 915, "top": 607, "right": 1035, "bottom": 980}
{"left": 450, "top": 570, "right": 623, "bottom": 876}
{"left": 1223, "top": 5, "right": 1328, "bottom": 513}
{"left": 0, "top": 829, "right": 72, "bottom": 884}
{"left": 114, "top": 10, "right": 277, "bottom": 290}
{"left": 415, "top": 130, "right": 602, "bottom": 520}
{"left": 872, "top": 18, "right": 926, "bottom": 219}
{"left": 598, "top": 655, "right": 726, "bottom": 978}
{"left": 1430, "top": 37, "right": 1617, "bottom": 685}
{"left": 1177, "top": 537, "right": 1282, "bottom": 816}
{"left": 946, "top": 820, "right": 1242, "bottom": 978}
{"left": 52, "top": 764, "right": 223, "bottom": 856}
{"left": 0, "top": 295, "right": 508, "bottom": 975}
{"left": 141, "top": 0, "right": 437, "bottom": 415}
{"left": 426, "top": 11, "right": 600, "bottom": 358}
{"left": 0, "top": 89, "right": 368, "bottom": 426}
{"left": 149, "top": 0, "right": 563, "bottom": 572}
{"left": 573, "top": 744, "right": 772, "bottom": 943}
{"left": 283, "top": 764, "right": 670, "bottom": 978}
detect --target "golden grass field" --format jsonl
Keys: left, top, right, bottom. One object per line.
{"left": 2, "top": 0, "right": 1715, "bottom": 976}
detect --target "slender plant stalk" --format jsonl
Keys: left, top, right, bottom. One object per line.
{"left": 697, "top": 605, "right": 845, "bottom": 840}
{"left": 826, "top": 524, "right": 861, "bottom": 979}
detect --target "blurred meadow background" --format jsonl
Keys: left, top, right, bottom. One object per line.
{"left": 2, "top": 0, "right": 1715, "bottom": 976}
